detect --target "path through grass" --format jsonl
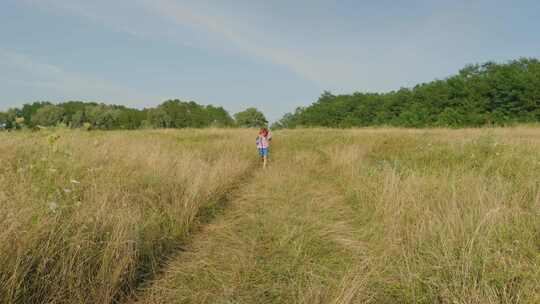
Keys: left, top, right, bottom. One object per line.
{"left": 136, "top": 130, "right": 370, "bottom": 303}
{"left": 0, "top": 129, "right": 255, "bottom": 304}
{"left": 136, "top": 128, "right": 540, "bottom": 304}
{"left": 2, "top": 128, "right": 540, "bottom": 303}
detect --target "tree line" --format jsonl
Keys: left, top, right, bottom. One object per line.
{"left": 0, "top": 100, "right": 268, "bottom": 130}
{"left": 273, "top": 58, "right": 540, "bottom": 128}
{"left": 3, "top": 58, "right": 538, "bottom": 130}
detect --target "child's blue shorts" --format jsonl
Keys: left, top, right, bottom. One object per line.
{"left": 258, "top": 148, "right": 268, "bottom": 157}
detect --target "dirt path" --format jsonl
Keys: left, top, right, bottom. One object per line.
{"left": 131, "top": 135, "right": 369, "bottom": 304}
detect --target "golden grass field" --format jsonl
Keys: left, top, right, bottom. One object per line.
{"left": 0, "top": 129, "right": 255, "bottom": 303}
{"left": 1, "top": 128, "right": 540, "bottom": 303}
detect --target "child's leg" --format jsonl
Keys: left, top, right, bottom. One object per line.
{"left": 262, "top": 155, "right": 267, "bottom": 169}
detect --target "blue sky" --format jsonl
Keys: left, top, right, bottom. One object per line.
{"left": 1, "top": 0, "right": 539, "bottom": 121}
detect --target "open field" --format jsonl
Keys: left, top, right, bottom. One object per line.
{"left": 0, "top": 129, "right": 255, "bottom": 303}
{"left": 1, "top": 128, "right": 540, "bottom": 303}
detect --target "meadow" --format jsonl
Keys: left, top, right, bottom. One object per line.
{"left": 1, "top": 128, "right": 540, "bottom": 303}
{"left": 0, "top": 129, "right": 255, "bottom": 303}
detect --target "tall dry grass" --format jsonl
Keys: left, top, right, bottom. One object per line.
{"left": 0, "top": 129, "right": 255, "bottom": 303}
{"left": 3, "top": 127, "right": 540, "bottom": 303}
{"left": 137, "top": 127, "right": 540, "bottom": 304}
{"left": 327, "top": 127, "right": 540, "bottom": 303}
{"left": 136, "top": 129, "right": 363, "bottom": 304}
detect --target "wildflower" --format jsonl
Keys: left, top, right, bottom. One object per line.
{"left": 70, "top": 179, "right": 81, "bottom": 184}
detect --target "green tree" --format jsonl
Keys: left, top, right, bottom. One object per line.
{"left": 21, "top": 102, "right": 52, "bottom": 127}
{"left": 0, "top": 112, "right": 9, "bottom": 129}
{"left": 59, "top": 101, "right": 98, "bottom": 125}
{"left": 4, "top": 109, "right": 19, "bottom": 129}
{"left": 205, "top": 105, "right": 234, "bottom": 127}
{"left": 234, "top": 108, "right": 268, "bottom": 127}
{"left": 31, "top": 105, "right": 65, "bottom": 127}
{"left": 70, "top": 111, "right": 86, "bottom": 128}
{"left": 86, "top": 105, "right": 121, "bottom": 130}
{"left": 436, "top": 108, "right": 466, "bottom": 127}
{"left": 277, "top": 58, "right": 540, "bottom": 128}
{"left": 159, "top": 100, "right": 204, "bottom": 128}
{"left": 272, "top": 112, "right": 298, "bottom": 129}
{"left": 4, "top": 99, "right": 235, "bottom": 130}
{"left": 147, "top": 108, "right": 172, "bottom": 128}
{"left": 117, "top": 108, "right": 145, "bottom": 129}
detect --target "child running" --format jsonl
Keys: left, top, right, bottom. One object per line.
{"left": 256, "top": 127, "right": 271, "bottom": 169}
